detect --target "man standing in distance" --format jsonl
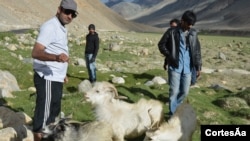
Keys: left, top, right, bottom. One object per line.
{"left": 170, "top": 18, "right": 180, "bottom": 28}
{"left": 158, "top": 10, "right": 202, "bottom": 116}
{"left": 85, "top": 24, "right": 99, "bottom": 83}
{"left": 31, "top": 0, "right": 78, "bottom": 140}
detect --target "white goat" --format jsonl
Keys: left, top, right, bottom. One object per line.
{"left": 143, "top": 102, "right": 197, "bottom": 141}
{"left": 85, "top": 81, "right": 164, "bottom": 141}
{"left": 42, "top": 117, "right": 114, "bottom": 141}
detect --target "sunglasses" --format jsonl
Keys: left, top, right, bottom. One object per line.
{"left": 61, "top": 7, "right": 78, "bottom": 18}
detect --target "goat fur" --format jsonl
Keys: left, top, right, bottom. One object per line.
{"left": 42, "top": 117, "right": 114, "bottom": 141}
{"left": 85, "top": 81, "right": 164, "bottom": 141}
{"left": 143, "top": 102, "right": 197, "bottom": 141}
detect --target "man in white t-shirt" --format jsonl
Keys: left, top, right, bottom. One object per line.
{"left": 31, "top": 0, "right": 78, "bottom": 140}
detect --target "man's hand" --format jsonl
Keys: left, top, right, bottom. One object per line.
{"left": 196, "top": 71, "right": 201, "bottom": 79}
{"left": 64, "top": 76, "right": 68, "bottom": 84}
{"left": 163, "top": 58, "right": 168, "bottom": 70}
{"left": 56, "top": 53, "right": 69, "bottom": 63}
{"left": 163, "top": 64, "right": 167, "bottom": 70}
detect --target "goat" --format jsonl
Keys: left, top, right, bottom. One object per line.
{"left": 84, "top": 81, "right": 164, "bottom": 141}
{"left": 143, "top": 102, "right": 197, "bottom": 141}
{"left": 42, "top": 117, "right": 114, "bottom": 141}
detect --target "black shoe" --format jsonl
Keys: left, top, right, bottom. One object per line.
{"left": 89, "top": 78, "right": 96, "bottom": 83}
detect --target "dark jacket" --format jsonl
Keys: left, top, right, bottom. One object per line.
{"left": 85, "top": 32, "right": 99, "bottom": 59}
{"left": 158, "top": 27, "right": 202, "bottom": 71}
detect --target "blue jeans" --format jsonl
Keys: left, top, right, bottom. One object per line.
{"left": 168, "top": 70, "right": 191, "bottom": 115}
{"left": 191, "top": 67, "right": 197, "bottom": 85}
{"left": 85, "top": 54, "right": 96, "bottom": 82}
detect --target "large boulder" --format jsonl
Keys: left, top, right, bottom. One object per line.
{"left": 0, "top": 125, "right": 33, "bottom": 141}
{"left": 0, "top": 70, "right": 20, "bottom": 98}
{"left": 0, "top": 106, "right": 32, "bottom": 128}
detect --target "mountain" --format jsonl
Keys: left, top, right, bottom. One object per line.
{"left": 110, "top": 2, "right": 142, "bottom": 18}
{"left": 2, "top": 0, "right": 249, "bottom": 35}
{"left": 103, "top": 0, "right": 250, "bottom": 31}
{"left": 0, "top": 0, "right": 162, "bottom": 34}
{"left": 104, "top": 0, "right": 163, "bottom": 7}
{"left": 103, "top": 0, "right": 163, "bottom": 19}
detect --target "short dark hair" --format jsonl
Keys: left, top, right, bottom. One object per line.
{"left": 88, "top": 24, "right": 95, "bottom": 30}
{"left": 169, "top": 19, "right": 180, "bottom": 26}
{"left": 181, "top": 10, "right": 196, "bottom": 26}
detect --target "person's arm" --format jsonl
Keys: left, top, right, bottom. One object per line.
{"left": 195, "top": 36, "right": 202, "bottom": 78}
{"left": 32, "top": 42, "right": 69, "bottom": 62}
{"left": 158, "top": 30, "right": 170, "bottom": 57}
{"left": 93, "top": 35, "right": 99, "bottom": 58}
{"left": 90, "top": 35, "right": 99, "bottom": 62}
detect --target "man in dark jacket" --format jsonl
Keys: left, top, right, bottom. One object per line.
{"left": 158, "top": 10, "right": 202, "bottom": 116}
{"left": 163, "top": 18, "right": 180, "bottom": 70}
{"left": 85, "top": 24, "right": 99, "bottom": 83}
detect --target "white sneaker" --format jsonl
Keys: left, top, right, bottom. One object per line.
{"left": 190, "top": 84, "right": 200, "bottom": 88}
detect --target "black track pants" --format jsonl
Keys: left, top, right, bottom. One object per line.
{"left": 32, "top": 72, "right": 63, "bottom": 133}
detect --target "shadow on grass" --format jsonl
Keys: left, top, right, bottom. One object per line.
{"left": 66, "top": 86, "right": 78, "bottom": 93}
{"left": 67, "top": 73, "right": 86, "bottom": 81}
{"left": 157, "top": 93, "right": 169, "bottom": 103}
{"left": 0, "top": 98, "right": 24, "bottom": 112}
{"left": 229, "top": 109, "right": 250, "bottom": 120}
{"left": 0, "top": 98, "right": 7, "bottom": 106}
{"left": 117, "top": 85, "right": 156, "bottom": 101}
{"left": 133, "top": 72, "right": 155, "bottom": 80}
{"left": 116, "top": 85, "right": 170, "bottom": 105}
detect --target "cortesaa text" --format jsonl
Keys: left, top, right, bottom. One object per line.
{"left": 205, "top": 127, "right": 246, "bottom": 136}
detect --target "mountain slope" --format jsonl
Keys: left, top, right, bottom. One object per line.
{"left": 110, "top": 2, "right": 142, "bottom": 19}
{"left": 0, "top": 0, "right": 162, "bottom": 34}
{"left": 130, "top": 0, "right": 250, "bottom": 31}
{"left": 104, "top": 0, "right": 164, "bottom": 19}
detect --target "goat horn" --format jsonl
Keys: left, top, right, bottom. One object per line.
{"left": 108, "top": 83, "right": 119, "bottom": 98}
{"left": 67, "top": 120, "right": 86, "bottom": 125}
{"left": 115, "top": 95, "right": 128, "bottom": 100}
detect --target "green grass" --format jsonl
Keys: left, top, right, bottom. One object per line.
{"left": 0, "top": 31, "right": 249, "bottom": 141}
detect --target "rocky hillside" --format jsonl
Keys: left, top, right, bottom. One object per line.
{"left": 103, "top": 0, "right": 164, "bottom": 19}
{"left": 0, "top": 0, "right": 162, "bottom": 34}
{"left": 103, "top": 0, "right": 163, "bottom": 7}
{"left": 104, "top": 0, "right": 250, "bottom": 31}
{"left": 2, "top": 0, "right": 249, "bottom": 35}
{"left": 110, "top": 2, "right": 142, "bottom": 19}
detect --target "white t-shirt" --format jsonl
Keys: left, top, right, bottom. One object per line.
{"left": 33, "top": 16, "right": 69, "bottom": 82}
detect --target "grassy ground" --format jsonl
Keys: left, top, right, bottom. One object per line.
{"left": 0, "top": 31, "right": 249, "bottom": 141}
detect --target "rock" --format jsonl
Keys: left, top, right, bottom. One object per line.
{"left": 0, "top": 125, "right": 34, "bottom": 141}
{"left": 152, "top": 76, "right": 167, "bottom": 85}
{"left": 15, "top": 112, "right": 32, "bottom": 125}
{"left": 0, "top": 107, "right": 32, "bottom": 128}
{"left": 27, "top": 87, "right": 36, "bottom": 92}
{"left": 144, "top": 81, "right": 154, "bottom": 86}
{"left": 78, "top": 80, "right": 92, "bottom": 93}
{"left": 0, "top": 70, "right": 20, "bottom": 98}
{"left": 112, "top": 77, "right": 125, "bottom": 84}
{"left": 140, "top": 48, "right": 149, "bottom": 56}
{"left": 201, "top": 67, "right": 215, "bottom": 74}
{"left": 0, "top": 88, "right": 14, "bottom": 98}
{"left": 218, "top": 52, "right": 226, "bottom": 60}
{"left": 0, "top": 127, "right": 17, "bottom": 141}
{"left": 75, "top": 58, "right": 86, "bottom": 67}
{"left": 109, "top": 42, "right": 121, "bottom": 51}
{"left": 13, "top": 125, "right": 34, "bottom": 141}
